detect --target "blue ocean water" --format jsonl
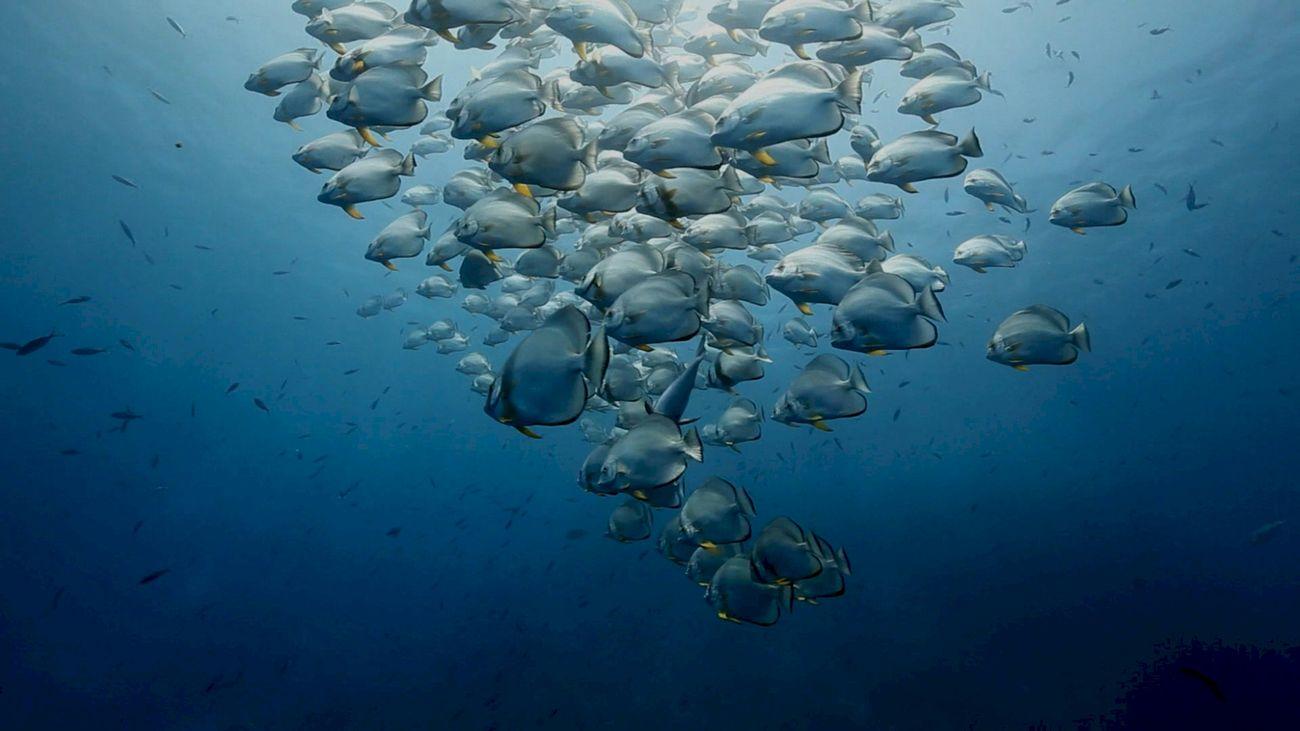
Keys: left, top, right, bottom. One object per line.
{"left": 1, "top": 1, "right": 1298, "bottom": 728}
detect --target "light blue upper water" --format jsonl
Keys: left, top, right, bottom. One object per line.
{"left": 1, "top": 1, "right": 1298, "bottom": 728}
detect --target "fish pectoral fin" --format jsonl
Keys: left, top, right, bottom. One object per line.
{"left": 514, "top": 426, "right": 542, "bottom": 439}
{"left": 900, "top": 183, "right": 919, "bottom": 194}
{"left": 343, "top": 205, "right": 364, "bottom": 220}
{"left": 512, "top": 182, "right": 533, "bottom": 198}
{"left": 1071, "top": 227, "right": 1086, "bottom": 235}
{"left": 809, "top": 418, "right": 833, "bottom": 432}
{"left": 867, "top": 349, "right": 889, "bottom": 357}
{"left": 921, "top": 114, "right": 938, "bottom": 125}
{"left": 791, "top": 44, "right": 810, "bottom": 60}
{"left": 328, "top": 42, "right": 346, "bottom": 55}
{"left": 483, "top": 250, "right": 504, "bottom": 263}
{"left": 573, "top": 41, "right": 588, "bottom": 61}
{"left": 381, "top": 260, "right": 397, "bottom": 271}
{"left": 439, "top": 263, "right": 452, "bottom": 272}
{"left": 436, "top": 29, "right": 459, "bottom": 44}
{"left": 796, "top": 302, "right": 814, "bottom": 316}
{"left": 478, "top": 135, "right": 500, "bottom": 149}
{"left": 1013, "top": 365, "right": 1030, "bottom": 372}
{"left": 753, "top": 149, "right": 778, "bottom": 166}
{"left": 634, "top": 344, "right": 654, "bottom": 352}
{"left": 358, "top": 127, "right": 383, "bottom": 147}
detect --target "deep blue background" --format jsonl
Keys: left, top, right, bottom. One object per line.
{"left": 1, "top": 1, "right": 1297, "bottom": 728}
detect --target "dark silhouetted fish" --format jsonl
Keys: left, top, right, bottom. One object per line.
{"left": 16, "top": 331, "right": 59, "bottom": 356}
{"left": 138, "top": 568, "right": 170, "bottom": 585}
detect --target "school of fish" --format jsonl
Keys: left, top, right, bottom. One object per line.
{"left": 244, "top": 0, "right": 1119, "bottom": 627}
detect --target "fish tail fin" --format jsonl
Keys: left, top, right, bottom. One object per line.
{"left": 834, "top": 68, "right": 865, "bottom": 117}
{"left": 1069, "top": 322, "right": 1090, "bottom": 352}
{"left": 916, "top": 286, "right": 945, "bottom": 322}
{"left": 720, "top": 165, "right": 742, "bottom": 194}
{"left": 694, "top": 278, "right": 711, "bottom": 317}
{"left": 399, "top": 153, "right": 417, "bottom": 176}
{"left": 850, "top": 363, "right": 871, "bottom": 394}
{"left": 811, "top": 139, "right": 832, "bottom": 165}
{"left": 958, "top": 128, "right": 983, "bottom": 158}
{"left": 540, "top": 206, "right": 557, "bottom": 237}
{"left": 837, "top": 547, "right": 852, "bottom": 575}
{"left": 901, "top": 29, "right": 924, "bottom": 54}
{"left": 637, "top": 29, "right": 654, "bottom": 59}
{"left": 664, "top": 59, "right": 684, "bottom": 97}
{"left": 581, "top": 138, "right": 600, "bottom": 173}
{"left": 420, "top": 75, "right": 443, "bottom": 102}
{"left": 543, "top": 79, "right": 562, "bottom": 111}
{"left": 977, "top": 72, "right": 1004, "bottom": 97}
{"left": 853, "top": 0, "right": 874, "bottom": 22}
{"left": 682, "top": 427, "right": 704, "bottom": 462}
{"left": 1119, "top": 184, "right": 1137, "bottom": 209}
{"left": 584, "top": 324, "right": 610, "bottom": 389}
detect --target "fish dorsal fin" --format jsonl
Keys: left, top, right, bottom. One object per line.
{"left": 925, "top": 43, "right": 962, "bottom": 60}
{"left": 804, "top": 353, "right": 851, "bottom": 380}
{"left": 1019, "top": 304, "right": 1070, "bottom": 331}
{"left": 764, "top": 61, "right": 835, "bottom": 87}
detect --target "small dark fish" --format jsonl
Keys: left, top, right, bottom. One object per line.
{"left": 1184, "top": 184, "right": 1208, "bottom": 211}
{"left": 119, "top": 220, "right": 137, "bottom": 245}
{"left": 273, "top": 270, "right": 291, "bottom": 276}
{"left": 48, "top": 587, "right": 65, "bottom": 613}
{"left": 1250, "top": 520, "right": 1285, "bottom": 545}
{"left": 112, "top": 175, "right": 138, "bottom": 189}
{"left": 71, "top": 347, "right": 108, "bottom": 356}
{"left": 343, "top": 368, "right": 360, "bottom": 375}
{"left": 386, "top": 527, "right": 402, "bottom": 537}
{"left": 945, "top": 211, "right": 965, "bottom": 217}
{"left": 1209, "top": 138, "right": 1224, "bottom": 147}
{"left": 292, "top": 315, "right": 308, "bottom": 321}
{"left": 1154, "top": 183, "right": 1168, "bottom": 195}
{"left": 226, "top": 382, "right": 240, "bottom": 394}
{"left": 150, "top": 89, "right": 170, "bottom": 104}
{"left": 1178, "top": 666, "right": 1225, "bottom": 702}
{"left": 1182, "top": 248, "right": 1199, "bottom": 258}
{"left": 253, "top": 398, "right": 270, "bottom": 413}
{"left": 898, "top": 380, "right": 911, "bottom": 388}
{"left": 325, "top": 340, "right": 343, "bottom": 346}
{"left": 892, "top": 408, "right": 901, "bottom": 422}
{"left": 138, "top": 568, "right": 171, "bottom": 585}
{"left": 1066, "top": 71, "right": 1074, "bottom": 87}
{"left": 60, "top": 296, "right": 91, "bottom": 305}
{"left": 1165, "top": 279, "right": 1183, "bottom": 290}
{"left": 0, "top": 342, "right": 18, "bottom": 350}
{"left": 166, "top": 16, "right": 186, "bottom": 37}
{"left": 17, "top": 331, "right": 59, "bottom": 355}
{"left": 1149, "top": 27, "right": 1172, "bottom": 35}
{"left": 47, "top": 359, "right": 67, "bottom": 367}
{"left": 194, "top": 244, "right": 213, "bottom": 251}
{"left": 59, "top": 448, "right": 81, "bottom": 456}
